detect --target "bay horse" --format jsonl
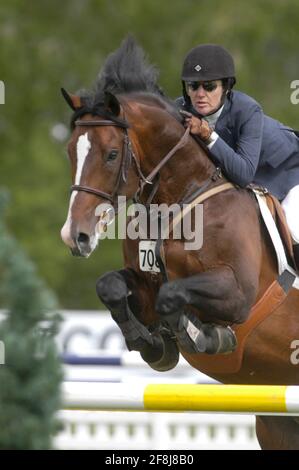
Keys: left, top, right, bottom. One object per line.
{"left": 61, "top": 37, "right": 299, "bottom": 449}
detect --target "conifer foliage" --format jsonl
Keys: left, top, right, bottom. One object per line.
{"left": 0, "top": 191, "right": 63, "bottom": 449}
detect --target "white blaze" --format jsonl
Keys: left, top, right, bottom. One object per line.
{"left": 61, "top": 132, "right": 91, "bottom": 245}
{"left": 75, "top": 133, "right": 91, "bottom": 185}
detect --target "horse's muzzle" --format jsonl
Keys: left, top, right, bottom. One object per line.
{"left": 73, "top": 232, "right": 98, "bottom": 257}
{"left": 70, "top": 246, "right": 87, "bottom": 257}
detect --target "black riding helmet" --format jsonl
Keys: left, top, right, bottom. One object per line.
{"left": 181, "top": 44, "right": 236, "bottom": 114}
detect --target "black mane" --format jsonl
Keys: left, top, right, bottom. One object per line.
{"left": 79, "top": 35, "right": 163, "bottom": 106}
{"left": 71, "top": 36, "right": 182, "bottom": 126}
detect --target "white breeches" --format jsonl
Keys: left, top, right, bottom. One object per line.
{"left": 281, "top": 184, "right": 299, "bottom": 244}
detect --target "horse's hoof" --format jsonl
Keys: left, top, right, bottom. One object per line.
{"left": 202, "top": 324, "right": 237, "bottom": 354}
{"left": 141, "top": 331, "right": 179, "bottom": 372}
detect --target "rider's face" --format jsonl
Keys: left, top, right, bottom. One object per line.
{"left": 186, "top": 80, "right": 224, "bottom": 115}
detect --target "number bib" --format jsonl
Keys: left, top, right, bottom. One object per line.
{"left": 139, "top": 241, "right": 161, "bottom": 273}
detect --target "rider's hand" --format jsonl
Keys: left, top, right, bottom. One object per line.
{"left": 180, "top": 110, "right": 213, "bottom": 143}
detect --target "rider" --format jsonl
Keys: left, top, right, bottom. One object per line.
{"left": 176, "top": 43, "right": 299, "bottom": 272}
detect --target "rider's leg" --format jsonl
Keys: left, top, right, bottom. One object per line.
{"left": 281, "top": 184, "right": 299, "bottom": 271}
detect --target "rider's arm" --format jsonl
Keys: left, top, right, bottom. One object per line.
{"left": 208, "top": 104, "right": 264, "bottom": 187}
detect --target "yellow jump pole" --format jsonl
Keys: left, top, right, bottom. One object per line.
{"left": 62, "top": 383, "right": 299, "bottom": 415}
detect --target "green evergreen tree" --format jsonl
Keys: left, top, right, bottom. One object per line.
{"left": 0, "top": 190, "right": 63, "bottom": 450}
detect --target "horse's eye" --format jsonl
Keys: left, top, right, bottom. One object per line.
{"left": 107, "top": 150, "right": 119, "bottom": 161}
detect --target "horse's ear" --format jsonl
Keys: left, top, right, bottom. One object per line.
{"left": 104, "top": 91, "right": 120, "bottom": 116}
{"left": 61, "top": 88, "right": 82, "bottom": 110}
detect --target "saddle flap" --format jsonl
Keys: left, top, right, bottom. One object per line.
{"left": 182, "top": 277, "right": 289, "bottom": 375}
{"left": 247, "top": 185, "right": 295, "bottom": 269}
{"left": 265, "top": 193, "right": 294, "bottom": 261}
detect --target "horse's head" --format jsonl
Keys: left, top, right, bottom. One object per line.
{"left": 60, "top": 90, "right": 139, "bottom": 257}
{"left": 60, "top": 36, "right": 213, "bottom": 258}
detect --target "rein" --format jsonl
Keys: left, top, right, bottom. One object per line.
{"left": 142, "top": 127, "right": 191, "bottom": 184}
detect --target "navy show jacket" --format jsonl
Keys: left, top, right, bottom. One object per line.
{"left": 176, "top": 90, "right": 299, "bottom": 200}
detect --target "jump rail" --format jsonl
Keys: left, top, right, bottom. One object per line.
{"left": 62, "top": 351, "right": 191, "bottom": 368}
{"left": 62, "top": 382, "right": 299, "bottom": 415}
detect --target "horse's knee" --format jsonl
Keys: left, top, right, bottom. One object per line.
{"left": 156, "top": 281, "right": 190, "bottom": 315}
{"left": 96, "top": 270, "right": 155, "bottom": 352}
{"left": 96, "top": 271, "right": 128, "bottom": 307}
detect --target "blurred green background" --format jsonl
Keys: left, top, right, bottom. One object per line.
{"left": 1, "top": 0, "right": 299, "bottom": 309}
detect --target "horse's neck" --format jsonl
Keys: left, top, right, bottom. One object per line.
{"left": 128, "top": 103, "right": 216, "bottom": 204}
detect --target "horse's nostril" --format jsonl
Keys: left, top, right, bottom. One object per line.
{"left": 77, "top": 232, "right": 90, "bottom": 245}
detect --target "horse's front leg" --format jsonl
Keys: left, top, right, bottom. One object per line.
{"left": 96, "top": 268, "right": 179, "bottom": 371}
{"left": 156, "top": 266, "right": 256, "bottom": 354}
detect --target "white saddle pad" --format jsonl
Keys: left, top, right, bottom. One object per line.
{"left": 254, "top": 191, "right": 299, "bottom": 290}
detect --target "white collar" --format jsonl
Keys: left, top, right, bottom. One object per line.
{"left": 203, "top": 104, "right": 224, "bottom": 129}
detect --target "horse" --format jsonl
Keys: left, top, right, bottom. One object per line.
{"left": 60, "top": 37, "right": 299, "bottom": 449}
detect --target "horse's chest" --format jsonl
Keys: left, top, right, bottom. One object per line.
{"left": 163, "top": 242, "right": 200, "bottom": 279}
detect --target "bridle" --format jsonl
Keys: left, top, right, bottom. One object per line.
{"left": 71, "top": 114, "right": 224, "bottom": 208}
{"left": 71, "top": 118, "right": 144, "bottom": 205}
